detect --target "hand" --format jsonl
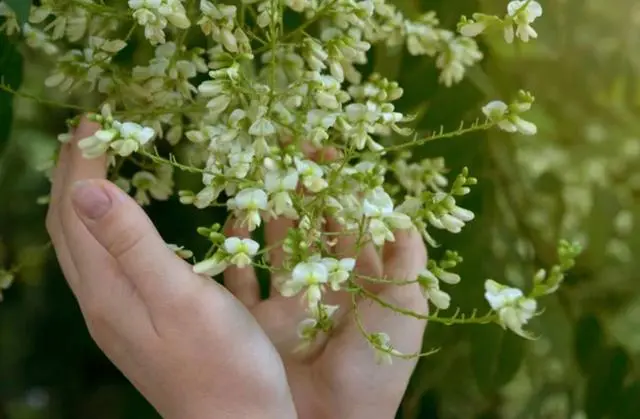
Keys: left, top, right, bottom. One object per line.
{"left": 47, "top": 120, "right": 428, "bottom": 419}
{"left": 47, "top": 120, "right": 297, "bottom": 419}
{"left": 228, "top": 147, "right": 428, "bottom": 419}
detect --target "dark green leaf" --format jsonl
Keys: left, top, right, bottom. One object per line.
{"left": 574, "top": 314, "right": 605, "bottom": 375}
{"left": 613, "top": 380, "right": 640, "bottom": 419}
{"left": 470, "top": 324, "right": 525, "bottom": 395}
{"left": 585, "top": 346, "right": 631, "bottom": 419}
{"left": 5, "top": 0, "right": 31, "bottom": 26}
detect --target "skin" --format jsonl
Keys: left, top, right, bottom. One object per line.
{"left": 46, "top": 119, "right": 429, "bottom": 419}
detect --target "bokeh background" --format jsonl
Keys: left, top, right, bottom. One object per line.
{"left": 2, "top": 0, "right": 640, "bottom": 418}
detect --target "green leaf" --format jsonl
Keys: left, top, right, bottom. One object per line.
{"left": 613, "top": 380, "right": 640, "bottom": 419}
{"left": 4, "top": 0, "right": 31, "bottom": 26}
{"left": 470, "top": 324, "right": 525, "bottom": 395}
{"left": 585, "top": 346, "right": 631, "bottom": 419}
{"left": 574, "top": 314, "right": 605, "bottom": 375}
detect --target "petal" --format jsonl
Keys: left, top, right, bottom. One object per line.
{"left": 498, "top": 120, "right": 518, "bottom": 133}
{"left": 451, "top": 206, "right": 475, "bottom": 222}
{"left": 224, "top": 237, "right": 242, "bottom": 253}
{"left": 243, "top": 238, "right": 260, "bottom": 255}
{"left": 193, "top": 256, "right": 228, "bottom": 277}
{"left": 429, "top": 289, "right": 451, "bottom": 310}
{"left": 507, "top": 1, "right": 524, "bottom": 17}
{"left": 280, "top": 279, "right": 305, "bottom": 297}
{"left": 321, "top": 257, "right": 339, "bottom": 270}
{"left": 460, "top": 21, "right": 486, "bottom": 37}
{"left": 339, "top": 258, "right": 356, "bottom": 271}
{"left": 438, "top": 271, "right": 461, "bottom": 285}
{"left": 482, "top": 100, "right": 508, "bottom": 119}
{"left": 527, "top": 1, "right": 543, "bottom": 18}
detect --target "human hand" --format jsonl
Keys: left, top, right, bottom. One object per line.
{"left": 225, "top": 147, "right": 428, "bottom": 419}
{"left": 47, "top": 120, "right": 428, "bottom": 419}
{"left": 46, "top": 120, "right": 298, "bottom": 419}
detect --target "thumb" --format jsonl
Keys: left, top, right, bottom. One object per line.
{"left": 71, "top": 179, "right": 197, "bottom": 302}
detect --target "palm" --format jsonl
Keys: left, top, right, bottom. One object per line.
{"left": 224, "top": 215, "right": 429, "bottom": 419}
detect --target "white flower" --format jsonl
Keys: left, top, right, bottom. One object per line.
{"left": 78, "top": 129, "right": 116, "bottom": 159}
{"left": 322, "top": 257, "right": 356, "bottom": 291}
{"left": 297, "top": 318, "right": 319, "bottom": 341}
{"left": 194, "top": 185, "right": 223, "bottom": 209}
{"left": 167, "top": 243, "right": 193, "bottom": 259}
{"left": 506, "top": 1, "right": 543, "bottom": 43}
{"left": 419, "top": 270, "right": 451, "bottom": 310}
{"left": 108, "top": 122, "right": 155, "bottom": 157}
{"left": 280, "top": 261, "right": 328, "bottom": 307}
{"left": 265, "top": 168, "right": 299, "bottom": 192}
{"left": 482, "top": 100, "right": 537, "bottom": 135}
{"left": 224, "top": 237, "right": 259, "bottom": 268}
{"left": 369, "top": 218, "right": 395, "bottom": 246}
{"left": 370, "top": 332, "right": 402, "bottom": 365}
{"left": 385, "top": 212, "right": 413, "bottom": 230}
{"left": 193, "top": 252, "right": 228, "bottom": 277}
{"left": 510, "top": 116, "right": 537, "bottom": 135}
{"left": 249, "top": 117, "right": 276, "bottom": 137}
{"left": 482, "top": 100, "right": 509, "bottom": 121}
{"left": 131, "top": 169, "right": 173, "bottom": 205}
{"left": 206, "top": 95, "right": 232, "bottom": 114}
{"left": 229, "top": 188, "right": 268, "bottom": 231}
{"left": 295, "top": 159, "right": 328, "bottom": 192}
{"left": 233, "top": 188, "right": 268, "bottom": 210}
{"left": 440, "top": 213, "right": 465, "bottom": 233}
{"left": 265, "top": 169, "right": 299, "bottom": 218}
{"left": 0, "top": 3, "right": 20, "bottom": 36}
{"left": 484, "top": 280, "right": 537, "bottom": 338}
{"left": 129, "top": 0, "right": 162, "bottom": 9}
{"left": 363, "top": 187, "right": 394, "bottom": 218}
{"left": 361, "top": 187, "right": 415, "bottom": 244}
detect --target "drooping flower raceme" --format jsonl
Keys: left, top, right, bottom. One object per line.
{"left": 0, "top": 0, "right": 571, "bottom": 363}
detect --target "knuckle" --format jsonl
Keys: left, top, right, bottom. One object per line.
{"left": 81, "top": 300, "right": 112, "bottom": 344}
{"left": 103, "top": 220, "right": 147, "bottom": 261}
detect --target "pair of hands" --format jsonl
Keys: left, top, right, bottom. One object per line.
{"left": 46, "top": 120, "right": 429, "bottom": 419}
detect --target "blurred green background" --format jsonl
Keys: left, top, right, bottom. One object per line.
{"left": 2, "top": 0, "right": 640, "bottom": 418}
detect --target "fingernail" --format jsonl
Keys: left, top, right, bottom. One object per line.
{"left": 72, "top": 181, "right": 112, "bottom": 220}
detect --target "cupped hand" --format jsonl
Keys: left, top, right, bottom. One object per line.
{"left": 47, "top": 120, "right": 428, "bottom": 419}
{"left": 47, "top": 120, "right": 296, "bottom": 419}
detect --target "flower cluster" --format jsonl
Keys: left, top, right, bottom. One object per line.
{"left": 130, "top": 0, "right": 191, "bottom": 44}
{"left": 482, "top": 90, "right": 537, "bottom": 135}
{"left": 418, "top": 251, "right": 463, "bottom": 310}
{"left": 0, "top": 0, "right": 570, "bottom": 362}
{"left": 484, "top": 279, "right": 537, "bottom": 338}
{"left": 77, "top": 106, "right": 156, "bottom": 158}
{"left": 458, "top": 0, "right": 543, "bottom": 43}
